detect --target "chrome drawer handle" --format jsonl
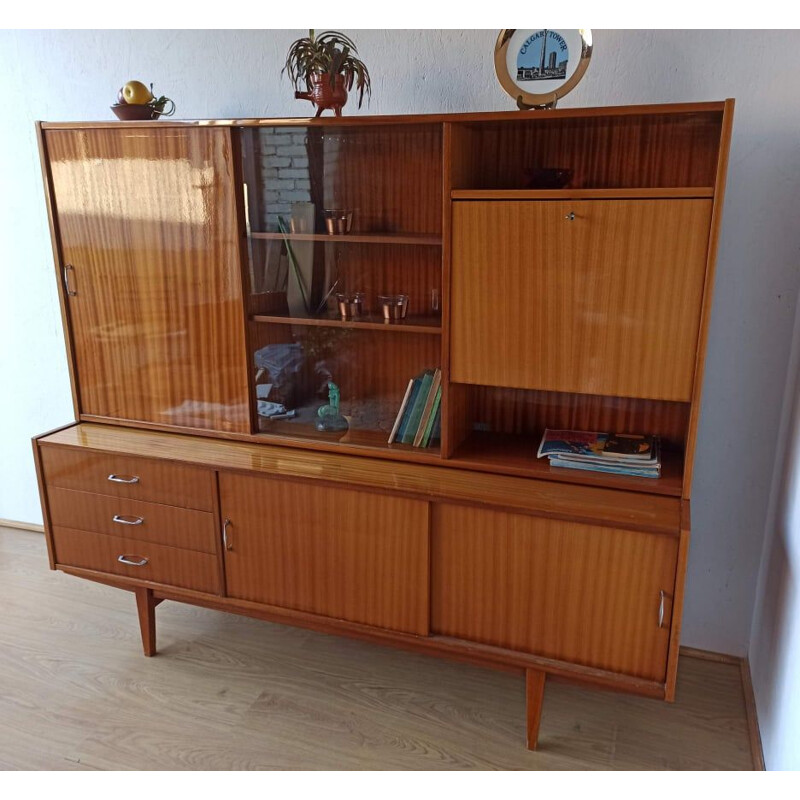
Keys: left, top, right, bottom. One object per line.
{"left": 113, "top": 514, "right": 144, "bottom": 526}
{"left": 118, "top": 555, "right": 148, "bottom": 567}
{"left": 658, "top": 590, "right": 666, "bottom": 628}
{"left": 222, "top": 518, "right": 233, "bottom": 551}
{"left": 108, "top": 474, "right": 140, "bottom": 484}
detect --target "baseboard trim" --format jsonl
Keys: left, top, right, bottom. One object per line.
{"left": 0, "top": 518, "right": 44, "bottom": 533}
{"left": 679, "top": 645, "right": 741, "bottom": 665}
{"left": 679, "top": 646, "right": 764, "bottom": 770}
{"left": 740, "top": 658, "right": 766, "bottom": 771}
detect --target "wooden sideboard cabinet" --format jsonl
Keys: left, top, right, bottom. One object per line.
{"left": 33, "top": 101, "right": 733, "bottom": 751}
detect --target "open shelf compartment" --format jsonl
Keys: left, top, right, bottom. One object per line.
{"left": 446, "top": 384, "right": 689, "bottom": 496}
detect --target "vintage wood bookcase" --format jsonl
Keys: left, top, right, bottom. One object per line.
{"left": 33, "top": 100, "right": 733, "bottom": 750}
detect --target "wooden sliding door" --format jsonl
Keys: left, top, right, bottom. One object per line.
{"left": 44, "top": 126, "right": 250, "bottom": 433}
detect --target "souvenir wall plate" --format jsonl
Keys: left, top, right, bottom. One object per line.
{"left": 495, "top": 29, "right": 592, "bottom": 109}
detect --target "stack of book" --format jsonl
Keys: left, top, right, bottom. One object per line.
{"left": 388, "top": 368, "right": 442, "bottom": 447}
{"left": 536, "top": 429, "right": 661, "bottom": 478}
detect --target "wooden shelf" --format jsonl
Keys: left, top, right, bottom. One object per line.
{"left": 249, "top": 231, "right": 442, "bottom": 246}
{"left": 251, "top": 312, "right": 442, "bottom": 335}
{"left": 257, "top": 417, "right": 441, "bottom": 457}
{"left": 450, "top": 431, "right": 684, "bottom": 497}
{"left": 451, "top": 187, "right": 715, "bottom": 201}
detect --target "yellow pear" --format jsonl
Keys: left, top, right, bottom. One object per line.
{"left": 121, "top": 80, "right": 153, "bottom": 105}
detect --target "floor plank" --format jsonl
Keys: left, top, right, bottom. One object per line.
{"left": 0, "top": 527, "right": 754, "bottom": 770}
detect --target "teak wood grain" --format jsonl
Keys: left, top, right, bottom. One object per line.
{"left": 51, "top": 526, "right": 220, "bottom": 595}
{"left": 526, "top": 669, "right": 547, "bottom": 750}
{"left": 451, "top": 199, "right": 713, "bottom": 401}
{"left": 46, "top": 487, "right": 217, "bottom": 554}
{"left": 31, "top": 102, "right": 734, "bottom": 752}
{"left": 40, "top": 424, "right": 682, "bottom": 535}
{"left": 39, "top": 444, "right": 215, "bottom": 511}
{"left": 219, "top": 474, "right": 430, "bottom": 635}
{"left": 43, "top": 126, "right": 251, "bottom": 433}
{"left": 134, "top": 587, "right": 157, "bottom": 656}
{"left": 431, "top": 504, "right": 679, "bottom": 681}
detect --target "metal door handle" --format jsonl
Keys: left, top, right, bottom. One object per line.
{"left": 565, "top": 212, "right": 576, "bottom": 221}
{"left": 63, "top": 264, "right": 77, "bottom": 296}
{"left": 113, "top": 514, "right": 144, "bottom": 526}
{"left": 658, "top": 590, "right": 667, "bottom": 628}
{"left": 118, "top": 555, "right": 148, "bottom": 566}
{"left": 108, "top": 474, "right": 140, "bottom": 484}
{"left": 223, "top": 518, "right": 233, "bottom": 551}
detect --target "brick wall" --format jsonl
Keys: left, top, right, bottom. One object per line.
{"left": 258, "top": 127, "right": 312, "bottom": 230}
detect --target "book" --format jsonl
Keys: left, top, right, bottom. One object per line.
{"left": 401, "top": 370, "right": 434, "bottom": 444}
{"left": 395, "top": 378, "right": 422, "bottom": 443}
{"left": 537, "top": 429, "right": 607, "bottom": 459}
{"left": 413, "top": 369, "right": 442, "bottom": 447}
{"left": 420, "top": 385, "right": 442, "bottom": 447}
{"left": 601, "top": 433, "right": 657, "bottom": 460}
{"left": 538, "top": 428, "right": 661, "bottom": 478}
{"left": 549, "top": 457, "right": 661, "bottom": 479}
{"left": 537, "top": 429, "right": 657, "bottom": 462}
{"left": 554, "top": 437, "right": 661, "bottom": 467}
{"left": 388, "top": 378, "right": 415, "bottom": 444}
{"left": 428, "top": 405, "right": 442, "bottom": 446}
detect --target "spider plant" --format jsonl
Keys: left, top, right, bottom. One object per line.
{"left": 283, "top": 29, "right": 372, "bottom": 108}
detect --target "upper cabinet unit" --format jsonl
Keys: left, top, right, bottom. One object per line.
{"left": 42, "top": 126, "right": 251, "bottom": 433}
{"left": 37, "top": 102, "right": 732, "bottom": 498}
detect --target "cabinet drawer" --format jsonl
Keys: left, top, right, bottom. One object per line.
{"left": 47, "top": 487, "right": 217, "bottom": 554}
{"left": 52, "top": 526, "right": 220, "bottom": 594}
{"left": 432, "top": 504, "right": 678, "bottom": 681}
{"left": 220, "top": 474, "right": 430, "bottom": 635}
{"left": 40, "top": 445, "right": 214, "bottom": 511}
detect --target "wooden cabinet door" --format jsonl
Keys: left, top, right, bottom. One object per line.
{"left": 431, "top": 504, "right": 679, "bottom": 681}
{"left": 44, "top": 127, "right": 250, "bottom": 432}
{"left": 451, "top": 199, "right": 712, "bottom": 401}
{"left": 219, "top": 474, "right": 430, "bottom": 635}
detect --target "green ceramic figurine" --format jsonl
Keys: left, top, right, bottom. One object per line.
{"left": 316, "top": 381, "right": 349, "bottom": 432}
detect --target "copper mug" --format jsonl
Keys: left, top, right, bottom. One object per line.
{"left": 324, "top": 209, "right": 353, "bottom": 235}
{"left": 336, "top": 292, "right": 365, "bottom": 319}
{"left": 379, "top": 294, "right": 408, "bottom": 321}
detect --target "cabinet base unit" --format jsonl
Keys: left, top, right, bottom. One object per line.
{"left": 35, "top": 422, "right": 687, "bottom": 750}
{"left": 34, "top": 101, "right": 733, "bottom": 750}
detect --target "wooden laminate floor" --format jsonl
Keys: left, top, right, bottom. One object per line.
{"left": 0, "top": 527, "right": 755, "bottom": 770}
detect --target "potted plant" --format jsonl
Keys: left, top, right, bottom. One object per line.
{"left": 283, "top": 30, "right": 371, "bottom": 117}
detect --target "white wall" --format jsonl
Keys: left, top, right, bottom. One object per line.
{"left": 2, "top": 30, "right": 800, "bottom": 658}
{"left": 749, "top": 299, "right": 800, "bottom": 771}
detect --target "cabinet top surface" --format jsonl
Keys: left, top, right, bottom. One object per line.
{"left": 38, "top": 100, "right": 730, "bottom": 130}
{"left": 38, "top": 424, "right": 682, "bottom": 535}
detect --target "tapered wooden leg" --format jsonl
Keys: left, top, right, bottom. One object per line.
{"left": 135, "top": 587, "right": 157, "bottom": 656}
{"left": 526, "top": 669, "right": 546, "bottom": 750}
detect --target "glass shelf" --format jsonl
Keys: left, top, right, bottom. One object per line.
{"left": 251, "top": 312, "right": 442, "bottom": 335}
{"left": 249, "top": 231, "right": 442, "bottom": 245}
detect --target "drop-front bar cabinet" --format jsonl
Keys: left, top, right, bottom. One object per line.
{"left": 33, "top": 100, "right": 733, "bottom": 750}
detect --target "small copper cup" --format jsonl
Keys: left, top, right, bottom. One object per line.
{"left": 324, "top": 209, "right": 353, "bottom": 235}
{"left": 379, "top": 294, "right": 408, "bottom": 321}
{"left": 336, "top": 292, "right": 364, "bottom": 319}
